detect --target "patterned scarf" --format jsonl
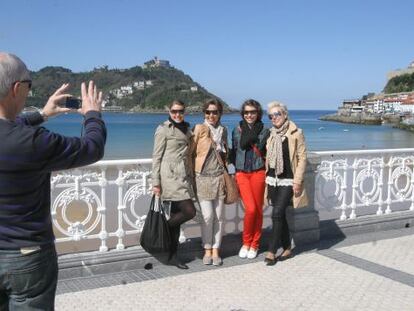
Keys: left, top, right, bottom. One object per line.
{"left": 205, "top": 121, "right": 225, "bottom": 152}
{"left": 267, "top": 120, "right": 290, "bottom": 175}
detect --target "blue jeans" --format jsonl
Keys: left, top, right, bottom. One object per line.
{"left": 0, "top": 244, "right": 58, "bottom": 311}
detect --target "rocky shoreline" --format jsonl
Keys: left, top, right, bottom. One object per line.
{"left": 319, "top": 113, "right": 382, "bottom": 125}
{"left": 319, "top": 112, "right": 408, "bottom": 130}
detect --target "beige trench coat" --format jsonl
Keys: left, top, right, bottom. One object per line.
{"left": 151, "top": 120, "right": 195, "bottom": 201}
{"left": 265, "top": 120, "right": 309, "bottom": 208}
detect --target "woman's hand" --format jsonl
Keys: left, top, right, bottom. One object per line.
{"left": 293, "top": 183, "right": 302, "bottom": 197}
{"left": 153, "top": 186, "right": 161, "bottom": 197}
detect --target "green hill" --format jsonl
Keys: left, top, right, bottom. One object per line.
{"left": 27, "top": 65, "right": 230, "bottom": 112}
{"left": 384, "top": 72, "right": 414, "bottom": 93}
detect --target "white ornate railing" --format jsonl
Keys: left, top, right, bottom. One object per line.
{"left": 51, "top": 159, "right": 268, "bottom": 253}
{"left": 51, "top": 159, "right": 153, "bottom": 252}
{"left": 51, "top": 148, "right": 414, "bottom": 253}
{"left": 314, "top": 148, "right": 414, "bottom": 220}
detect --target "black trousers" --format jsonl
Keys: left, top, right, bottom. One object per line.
{"left": 267, "top": 185, "right": 293, "bottom": 254}
{"left": 168, "top": 199, "right": 196, "bottom": 256}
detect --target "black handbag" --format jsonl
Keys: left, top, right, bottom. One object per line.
{"left": 140, "top": 195, "right": 172, "bottom": 254}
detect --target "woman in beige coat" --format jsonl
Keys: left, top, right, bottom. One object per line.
{"left": 152, "top": 100, "right": 196, "bottom": 269}
{"left": 193, "top": 99, "right": 228, "bottom": 266}
{"left": 264, "top": 101, "right": 308, "bottom": 266}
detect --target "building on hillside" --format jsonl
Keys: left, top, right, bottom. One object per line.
{"left": 143, "top": 57, "right": 171, "bottom": 69}
{"left": 383, "top": 97, "right": 402, "bottom": 113}
{"left": 342, "top": 99, "right": 361, "bottom": 109}
{"left": 338, "top": 99, "right": 362, "bottom": 115}
{"left": 350, "top": 105, "right": 364, "bottom": 113}
{"left": 387, "top": 59, "right": 414, "bottom": 81}
{"left": 363, "top": 99, "right": 377, "bottom": 113}
{"left": 372, "top": 99, "right": 385, "bottom": 114}
{"left": 400, "top": 95, "right": 414, "bottom": 114}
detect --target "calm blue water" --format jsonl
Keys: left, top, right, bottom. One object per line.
{"left": 44, "top": 110, "right": 414, "bottom": 159}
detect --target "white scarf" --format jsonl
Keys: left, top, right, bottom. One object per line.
{"left": 205, "top": 121, "right": 225, "bottom": 153}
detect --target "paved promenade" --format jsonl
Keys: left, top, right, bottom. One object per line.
{"left": 56, "top": 228, "right": 414, "bottom": 310}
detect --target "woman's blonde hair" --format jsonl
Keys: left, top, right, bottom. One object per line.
{"left": 267, "top": 101, "right": 288, "bottom": 118}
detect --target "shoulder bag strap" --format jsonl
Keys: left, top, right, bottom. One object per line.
{"left": 209, "top": 136, "right": 228, "bottom": 172}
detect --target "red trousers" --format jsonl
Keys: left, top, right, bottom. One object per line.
{"left": 236, "top": 169, "right": 266, "bottom": 250}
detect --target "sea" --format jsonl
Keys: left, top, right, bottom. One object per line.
{"left": 44, "top": 110, "right": 414, "bottom": 160}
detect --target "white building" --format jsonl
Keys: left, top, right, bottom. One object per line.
{"left": 399, "top": 96, "right": 414, "bottom": 114}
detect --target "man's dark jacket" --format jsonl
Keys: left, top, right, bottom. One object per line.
{"left": 0, "top": 111, "right": 106, "bottom": 249}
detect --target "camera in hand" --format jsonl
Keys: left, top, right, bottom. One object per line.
{"left": 65, "top": 97, "right": 81, "bottom": 109}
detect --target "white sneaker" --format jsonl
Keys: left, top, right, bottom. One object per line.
{"left": 247, "top": 248, "right": 258, "bottom": 259}
{"left": 238, "top": 246, "right": 249, "bottom": 258}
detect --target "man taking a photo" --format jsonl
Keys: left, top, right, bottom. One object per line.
{"left": 0, "top": 52, "right": 107, "bottom": 310}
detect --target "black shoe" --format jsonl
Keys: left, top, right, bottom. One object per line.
{"left": 279, "top": 250, "right": 293, "bottom": 261}
{"left": 168, "top": 254, "right": 189, "bottom": 270}
{"left": 264, "top": 257, "right": 277, "bottom": 266}
{"left": 174, "top": 262, "right": 189, "bottom": 270}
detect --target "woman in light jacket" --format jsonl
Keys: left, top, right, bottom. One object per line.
{"left": 264, "top": 101, "right": 308, "bottom": 266}
{"left": 152, "top": 100, "right": 196, "bottom": 269}
{"left": 231, "top": 99, "right": 269, "bottom": 260}
{"left": 193, "top": 99, "right": 228, "bottom": 266}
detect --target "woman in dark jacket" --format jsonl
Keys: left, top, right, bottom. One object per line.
{"left": 231, "top": 99, "right": 269, "bottom": 259}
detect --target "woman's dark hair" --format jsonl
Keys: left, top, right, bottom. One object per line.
{"left": 168, "top": 100, "right": 186, "bottom": 110}
{"left": 202, "top": 99, "right": 223, "bottom": 114}
{"left": 240, "top": 99, "right": 263, "bottom": 121}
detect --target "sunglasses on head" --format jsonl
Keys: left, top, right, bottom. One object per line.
{"left": 170, "top": 109, "right": 185, "bottom": 115}
{"left": 268, "top": 112, "right": 283, "bottom": 120}
{"left": 205, "top": 110, "right": 219, "bottom": 116}
{"left": 243, "top": 110, "right": 258, "bottom": 116}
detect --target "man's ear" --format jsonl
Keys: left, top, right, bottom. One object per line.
{"left": 11, "top": 82, "right": 20, "bottom": 97}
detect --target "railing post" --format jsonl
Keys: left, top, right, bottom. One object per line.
{"left": 377, "top": 159, "right": 385, "bottom": 215}
{"left": 115, "top": 167, "right": 125, "bottom": 250}
{"left": 349, "top": 158, "right": 357, "bottom": 219}
{"left": 385, "top": 158, "right": 393, "bottom": 214}
{"left": 98, "top": 167, "right": 108, "bottom": 252}
{"left": 340, "top": 166, "right": 348, "bottom": 220}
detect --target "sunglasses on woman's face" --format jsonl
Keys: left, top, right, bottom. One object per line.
{"left": 170, "top": 109, "right": 185, "bottom": 115}
{"left": 243, "top": 110, "right": 258, "bottom": 116}
{"left": 205, "top": 110, "right": 219, "bottom": 116}
{"left": 268, "top": 112, "right": 283, "bottom": 120}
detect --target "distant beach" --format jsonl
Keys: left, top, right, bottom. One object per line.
{"left": 44, "top": 110, "right": 414, "bottom": 160}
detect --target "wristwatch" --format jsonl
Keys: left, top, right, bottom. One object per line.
{"left": 40, "top": 110, "right": 49, "bottom": 122}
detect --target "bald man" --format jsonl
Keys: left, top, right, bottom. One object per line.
{"left": 0, "top": 52, "right": 106, "bottom": 310}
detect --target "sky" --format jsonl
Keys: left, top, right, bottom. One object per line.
{"left": 1, "top": 0, "right": 413, "bottom": 109}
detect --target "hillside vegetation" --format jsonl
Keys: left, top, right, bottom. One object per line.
{"left": 27, "top": 65, "right": 229, "bottom": 112}
{"left": 384, "top": 72, "right": 414, "bottom": 93}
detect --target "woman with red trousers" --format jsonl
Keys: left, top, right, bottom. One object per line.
{"left": 230, "top": 99, "right": 269, "bottom": 259}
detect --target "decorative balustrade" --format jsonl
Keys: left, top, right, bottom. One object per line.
{"left": 51, "top": 159, "right": 269, "bottom": 253}
{"left": 51, "top": 149, "right": 414, "bottom": 253}
{"left": 314, "top": 148, "right": 414, "bottom": 220}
